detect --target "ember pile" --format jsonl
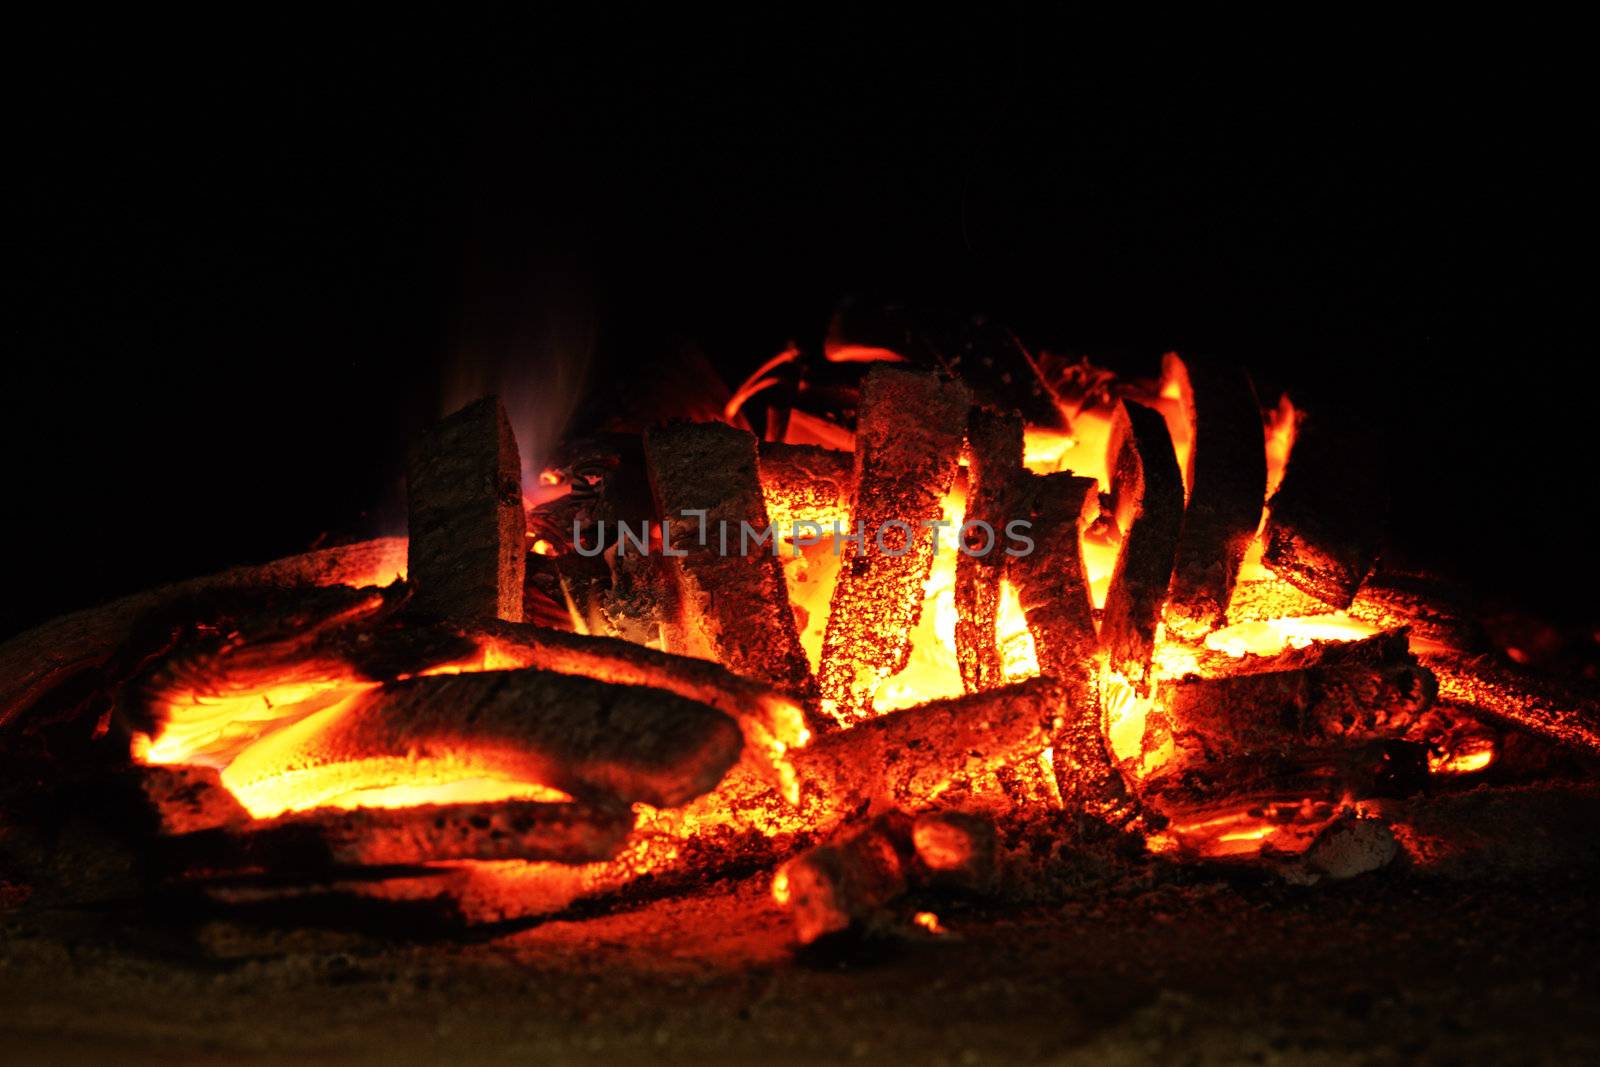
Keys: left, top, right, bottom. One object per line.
{"left": 2, "top": 316, "right": 1597, "bottom": 946}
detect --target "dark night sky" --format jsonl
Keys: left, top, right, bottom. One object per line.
{"left": 7, "top": 13, "right": 1594, "bottom": 638}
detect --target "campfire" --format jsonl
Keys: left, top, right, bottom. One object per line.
{"left": 2, "top": 316, "right": 1596, "bottom": 947}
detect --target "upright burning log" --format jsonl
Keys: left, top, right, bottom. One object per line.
{"left": 644, "top": 421, "right": 817, "bottom": 705}
{"left": 792, "top": 677, "right": 1062, "bottom": 811}
{"left": 219, "top": 668, "right": 744, "bottom": 814}
{"left": 955, "top": 408, "right": 1024, "bottom": 692}
{"left": 407, "top": 396, "right": 526, "bottom": 622}
{"left": 1263, "top": 409, "right": 1388, "bottom": 609}
{"left": 165, "top": 799, "right": 636, "bottom": 874}
{"left": 1100, "top": 400, "right": 1186, "bottom": 685}
{"left": 757, "top": 441, "right": 852, "bottom": 532}
{"left": 817, "top": 367, "right": 971, "bottom": 724}
{"left": 1161, "top": 354, "right": 1267, "bottom": 639}
{"left": 1151, "top": 630, "right": 1437, "bottom": 764}
{"left": 1005, "top": 473, "right": 1132, "bottom": 818}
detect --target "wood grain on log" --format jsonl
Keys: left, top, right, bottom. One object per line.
{"left": 757, "top": 441, "right": 852, "bottom": 533}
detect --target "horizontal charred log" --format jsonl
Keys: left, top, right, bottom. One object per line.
{"left": 1152, "top": 630, "right": 1437, "bottom": 764}
{"left": 164, "top": 799, "right": 636, "bottom": 874}
{"left": 1424, "top": 651, "right": 1600, "bottom": 757}
{"left": 791, "top": 677, "right": 1062, "bottom": 811}
{"left": 1161, "top": 354, "right": 1267, "bottom": 639}
{"left": 1140, "top": 740, "right": 1431, "bottom": 814}
{"left": 219, "top": 668, "right": 743, "bottom": 811}
{"left": 1263, "top": 409, "right": 1388, "bottom": 609}
{"left": 406, "top": 396, "right": 526, "bottom": 622}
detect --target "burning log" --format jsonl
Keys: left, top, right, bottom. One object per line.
{"left": 219, "top": 668, "right": 744, "bottom": 812}
{"left": 1151, "top": 630, "right": 1437, "bottom": 763}
{"left": 1005, "top": 473, "right": 1133, "bottom": 820}
{"left": 817, "top": 367, "right": 971, "bottom": 724}
{"left": 1425, "top": 651, "right": 1600, "bottom": 758}
{"left": 1100, "top": 400, "right": 1186, "bottom": 685}
{"left": 462, "top": 620, "right": 811, "bottom": 763}
{"left": 955, "top": 408, "right": 1024, "bottom": 693}
{"left": 164, "top": 799, "right": 636, "bottom": 873}
{"left": 757, "top": 441, "right": 852, "bottom": 532}
{"left": 791, "top": 677, "right": 1062, "bottom": 812}
{"left": 406, "top": 396, "right": 527, "bottom": 622}
{"left": 1161, "top": 354, "right": 1267, "bottom": 639}
{"left": 1263, "top": 409, "right": 1388, "bottom": 609}
{"left": 0, "top": 537, "right": 406, "bottom": 731}
{"left": 644, "top": 421, "right": 817, "bottom": 704}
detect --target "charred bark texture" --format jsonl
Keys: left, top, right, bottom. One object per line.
{"left": 757, "top": 442, "right": 852, "bottom": 533}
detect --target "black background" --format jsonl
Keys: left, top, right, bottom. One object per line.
{"left": 8, "top": 13, "right": 1594, "bottom": 639}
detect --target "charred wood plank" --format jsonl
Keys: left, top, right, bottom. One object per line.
{"left": 219, "top": 668, "right": 743, "bottom": 811}
{"left": 1161, "top": 354, "right": 1267, "bottom": 639}
{"left": 792, "top": 677, "right": 1061, "bottom": 812}
{"left": 757, "top": 441, "right": 852, "bottom": 532}
{"left": 644, "top": 421, "right": 817, "bottom": 704}
{"left": 1424, "top": 651, "right": 1600, "bottom": 757}
{"left": 955, "top": 408, "right": 1024, "bottom": 693}
{"left": 911, "top": 810, "right": 998, "bottom": 892}
{"left": 1263, "top": 410, "right": 1388, "bottom": 609}
{"left": 1100, "top": 400, "right": 1186, "bottom": 685}
{"left": 406, "top": 396, "right": 527, "bottom": 622}
{"left": 817, "top": 367, "right": 971, "bottom": 724}
{"left": 164, "top": 800, "right": 635, "bottom": 873}
{"left": 1152, "top": 630, "right": 1437, "bottom": 764}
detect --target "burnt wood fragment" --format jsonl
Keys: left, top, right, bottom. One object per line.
{"left": 406, "top": 396, "right": 527, "bottom": 622}
{"left": 644, "top": 421, "right": 817, "bottom": 704}
{"left": 817, "top": 367, "right": 970, "bottom": 723}
{"left": 1100, "top": 400, "right": 1186, "bottom": 685}
{"left": 1263, "top": 410, "right": 1388, "bottom": 609}
{"left": 955, "top": 408, "right": 1024, "bottom": 693}
{"left": 776, "top": 811, "right": 914, "bottom": 944}
{"left": 1161, "top": 354, "right": 1267, "bottom": 638}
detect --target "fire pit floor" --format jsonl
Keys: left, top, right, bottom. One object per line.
{"left": 5, "top": 783, "right": 1599, "bottom": 1066}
